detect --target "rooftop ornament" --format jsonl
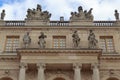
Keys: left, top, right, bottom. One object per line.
{"left": 70, "top": 6, "right": 94, "bottom": 21}
{"left": 0, "top": 9, "right": 5, "bottom": 20}
{"left": 26, "top": 4, "right": 51, "bottom": 21}
{"left": 114, "top": 9, "right": 119, "bottom": 21}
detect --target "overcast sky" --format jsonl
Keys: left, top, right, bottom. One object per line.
{"left": 0, "top": 0, "right": 119, "bottom": 20}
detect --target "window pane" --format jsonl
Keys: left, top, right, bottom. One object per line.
{"left": 53, "top": 36, "right": 66, "bottom": 48}
{"left": 100, "top": 36, "right": 114, "bottom": 53}
{"left": 5, "top": 36, "right": 19, "bottom": 52}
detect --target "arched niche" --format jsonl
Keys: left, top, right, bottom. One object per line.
{"left": 0, "top": 77, "right": 13, "bottom": 80}
{"left": 54, "top": 77, "right": 65, "bottom": 80}
{"left": 107, "top": 77, "right": 119, "bottom": 80}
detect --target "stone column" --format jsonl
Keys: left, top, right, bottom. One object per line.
{"left": 73, "top": 63, "right": 82, "bottom": 80}
{"left": 92, "top": 63, "right": 100, "bottom": 80}
{"left": 19, "top": 63, "right": 27, "bottom": 80}
{"left": 37, "top": 63, "right": 46, "bottom": 80}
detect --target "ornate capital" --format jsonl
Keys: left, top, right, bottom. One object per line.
{"left": 19, "top": 63, "right": 27, "bottom": 69}
{"left": 91, "top": 63, "right": 99, "bottom": 69}
{"left": 37, "top": 63, "right": 46, "bottom": 69}
{"left": 73, "top": 63, "right": 82, "bottom": 69}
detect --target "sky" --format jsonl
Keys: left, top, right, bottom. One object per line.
{"left": 0, "top": 0, "right": 120, "bottom": 21}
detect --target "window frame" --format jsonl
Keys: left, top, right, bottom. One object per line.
{"left": 4, "top": 36, "right": 20, "bottom": 52}
{"left": 53, "top": 36, "right": 66, "bottom": 48}
{"left": 100, "top": 36, "right": 115, "bottom": 53}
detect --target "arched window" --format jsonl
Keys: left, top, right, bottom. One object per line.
{"left": 107, "top": 77, "right": 119, "bottom": 80}
{"left": 54, "top": 77, "right": 65, "bottom": 80}
{"left": 0, "top": 77, "right": 13, "bottom": 80}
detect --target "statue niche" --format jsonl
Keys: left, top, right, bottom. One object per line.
{"left": 70, "top": 6, "right": 94, "bottom": 21}
{"left": 26, "top": 4, "right": 51, "bottom": 21}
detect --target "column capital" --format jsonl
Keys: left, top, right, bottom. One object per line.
{"left": 73, "top": 63, "right": 82, "bottom": 69}
{"left": 91, "top": 63, "right": 99, "bottom": 69}
{"left": 19, "top": 63, "right": 27, "bottom": 69}
{"left": 37, "top": 63, "right": 46, "bottom": 69}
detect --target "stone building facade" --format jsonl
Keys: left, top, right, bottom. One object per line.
{"left": 0, "top": 4, "right": 120, "bottom": 80}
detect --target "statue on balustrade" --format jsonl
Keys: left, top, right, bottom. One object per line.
{"left": 114, "top": 10, "right": 119, "bottom": 21}
{"left": 23, "top": 32, "right": 31, "bottom": 48}
{"left": 70, "top": 6, "right": 93, "bottom": 21}
{"left": 1, "top": 9, "right": 5, "bottom": 20}
{"left": 38, "top": 32, "right": 47, "bottom": 48}
{"left": 88, "top": 30, "right": 98, "bottom": 49}
{"left": 72, "top": 31, "right": 80, "bottom": 48}
{"left": 26, "top": 4, "right": 51, "bottom": 21}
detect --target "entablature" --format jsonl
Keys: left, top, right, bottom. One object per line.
{"left": 100, "top": 54, "right": 120, "bottom": 60}
{"left": 17, "top": 48, "right": 102, "bottom": 56}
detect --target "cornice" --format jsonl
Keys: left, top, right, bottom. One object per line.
{"left": 0, "top": 55, "right": 19, "bottom": 61}
{"left": 17, "top": 48, "right": 102, "bottom": 56}
{"left": 100, "top": 54, "right": 120, "bottom": 60}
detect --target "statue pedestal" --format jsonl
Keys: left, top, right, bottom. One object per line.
{"left": 69, "top": 20, "right": 93, "bottom": 26}
{"left": 114, "top": 20, "right": 120, "bottom": 26}
{"left": 25, "top": 20, "right": 49, "bottom": 26}
{"left": 0, "top": 20, "right": 5, "bottom": 26}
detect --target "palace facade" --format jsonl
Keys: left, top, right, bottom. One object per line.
{"left": 0, "top": 4, "right": 120, "bottom": 80}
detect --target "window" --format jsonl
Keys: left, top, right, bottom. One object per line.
{"left": 5, "top": 36, "right": 19, "bottom": 52}
{"left": 53, "top": 36, "right": 66, "bottom": 48}
{"left": 100, "top": 36, "right": 115, "bottom": 52}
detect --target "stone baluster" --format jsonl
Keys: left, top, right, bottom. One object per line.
{"left": 37, "top": 63, "right": 46, "bottom": 80}
{"left": 92, "top": 63, "right": 100, "bottom": 80}
{"left": 19, "top": 63, "right": 27, "bottom": 80}
{"left": 73, "top": 63, "right": 82, "bottom": 80}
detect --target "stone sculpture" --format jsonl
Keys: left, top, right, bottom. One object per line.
{"left": 88, "top": 30, "right": 98, "bottom": 49}
{"left": 72, "top": 31, "right": 80, "bottom": 48}
{"left": 23, "top": 32, "right": 31, "bottom": 48}
{"left": 38, "top": 32, "right": 47, "bottom": 48}
{"left": 70, "top": 6, "right": 93, "bottom": 21}
{"left": 1, "top": 9, "right": 5, "bottom": 20}
{"left": 26, "top": 4, "right": 51, "bottom": 21}
{"left": 114, "top": 10, "right": 119, "bottom": 21}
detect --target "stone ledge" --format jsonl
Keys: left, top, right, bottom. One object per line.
{"left": 17, "top": 48, "right": 102, "bottom": 56}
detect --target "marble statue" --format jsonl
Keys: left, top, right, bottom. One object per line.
{"left": 1, "top": 9, "right": 5, "bottom": 20}
{"left": 114, "top": 10, "right": 119, "bottom": 21}
{"left": 88, "top": 30, "right": 98, "bottom": 49}
{"left": 23, "top": 32, "right": 31, "bottom": 48}
{"left": 72, "top": 31, "right": 80, "bottom": 48}
{"left": 70, "top": 6, "right": 94, "bottom": 21}
{"left": 38, "top": 32, "right": 47, "bottom": 48}
{"left": 26, "top": 4, "right": 51, "bottom": 21}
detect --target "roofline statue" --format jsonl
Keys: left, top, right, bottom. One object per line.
{"left": 114, "top": 9, "right": 119, "bottom": 21}
{"left": 1, "top": 9, "right": 5, "bottom": 20}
